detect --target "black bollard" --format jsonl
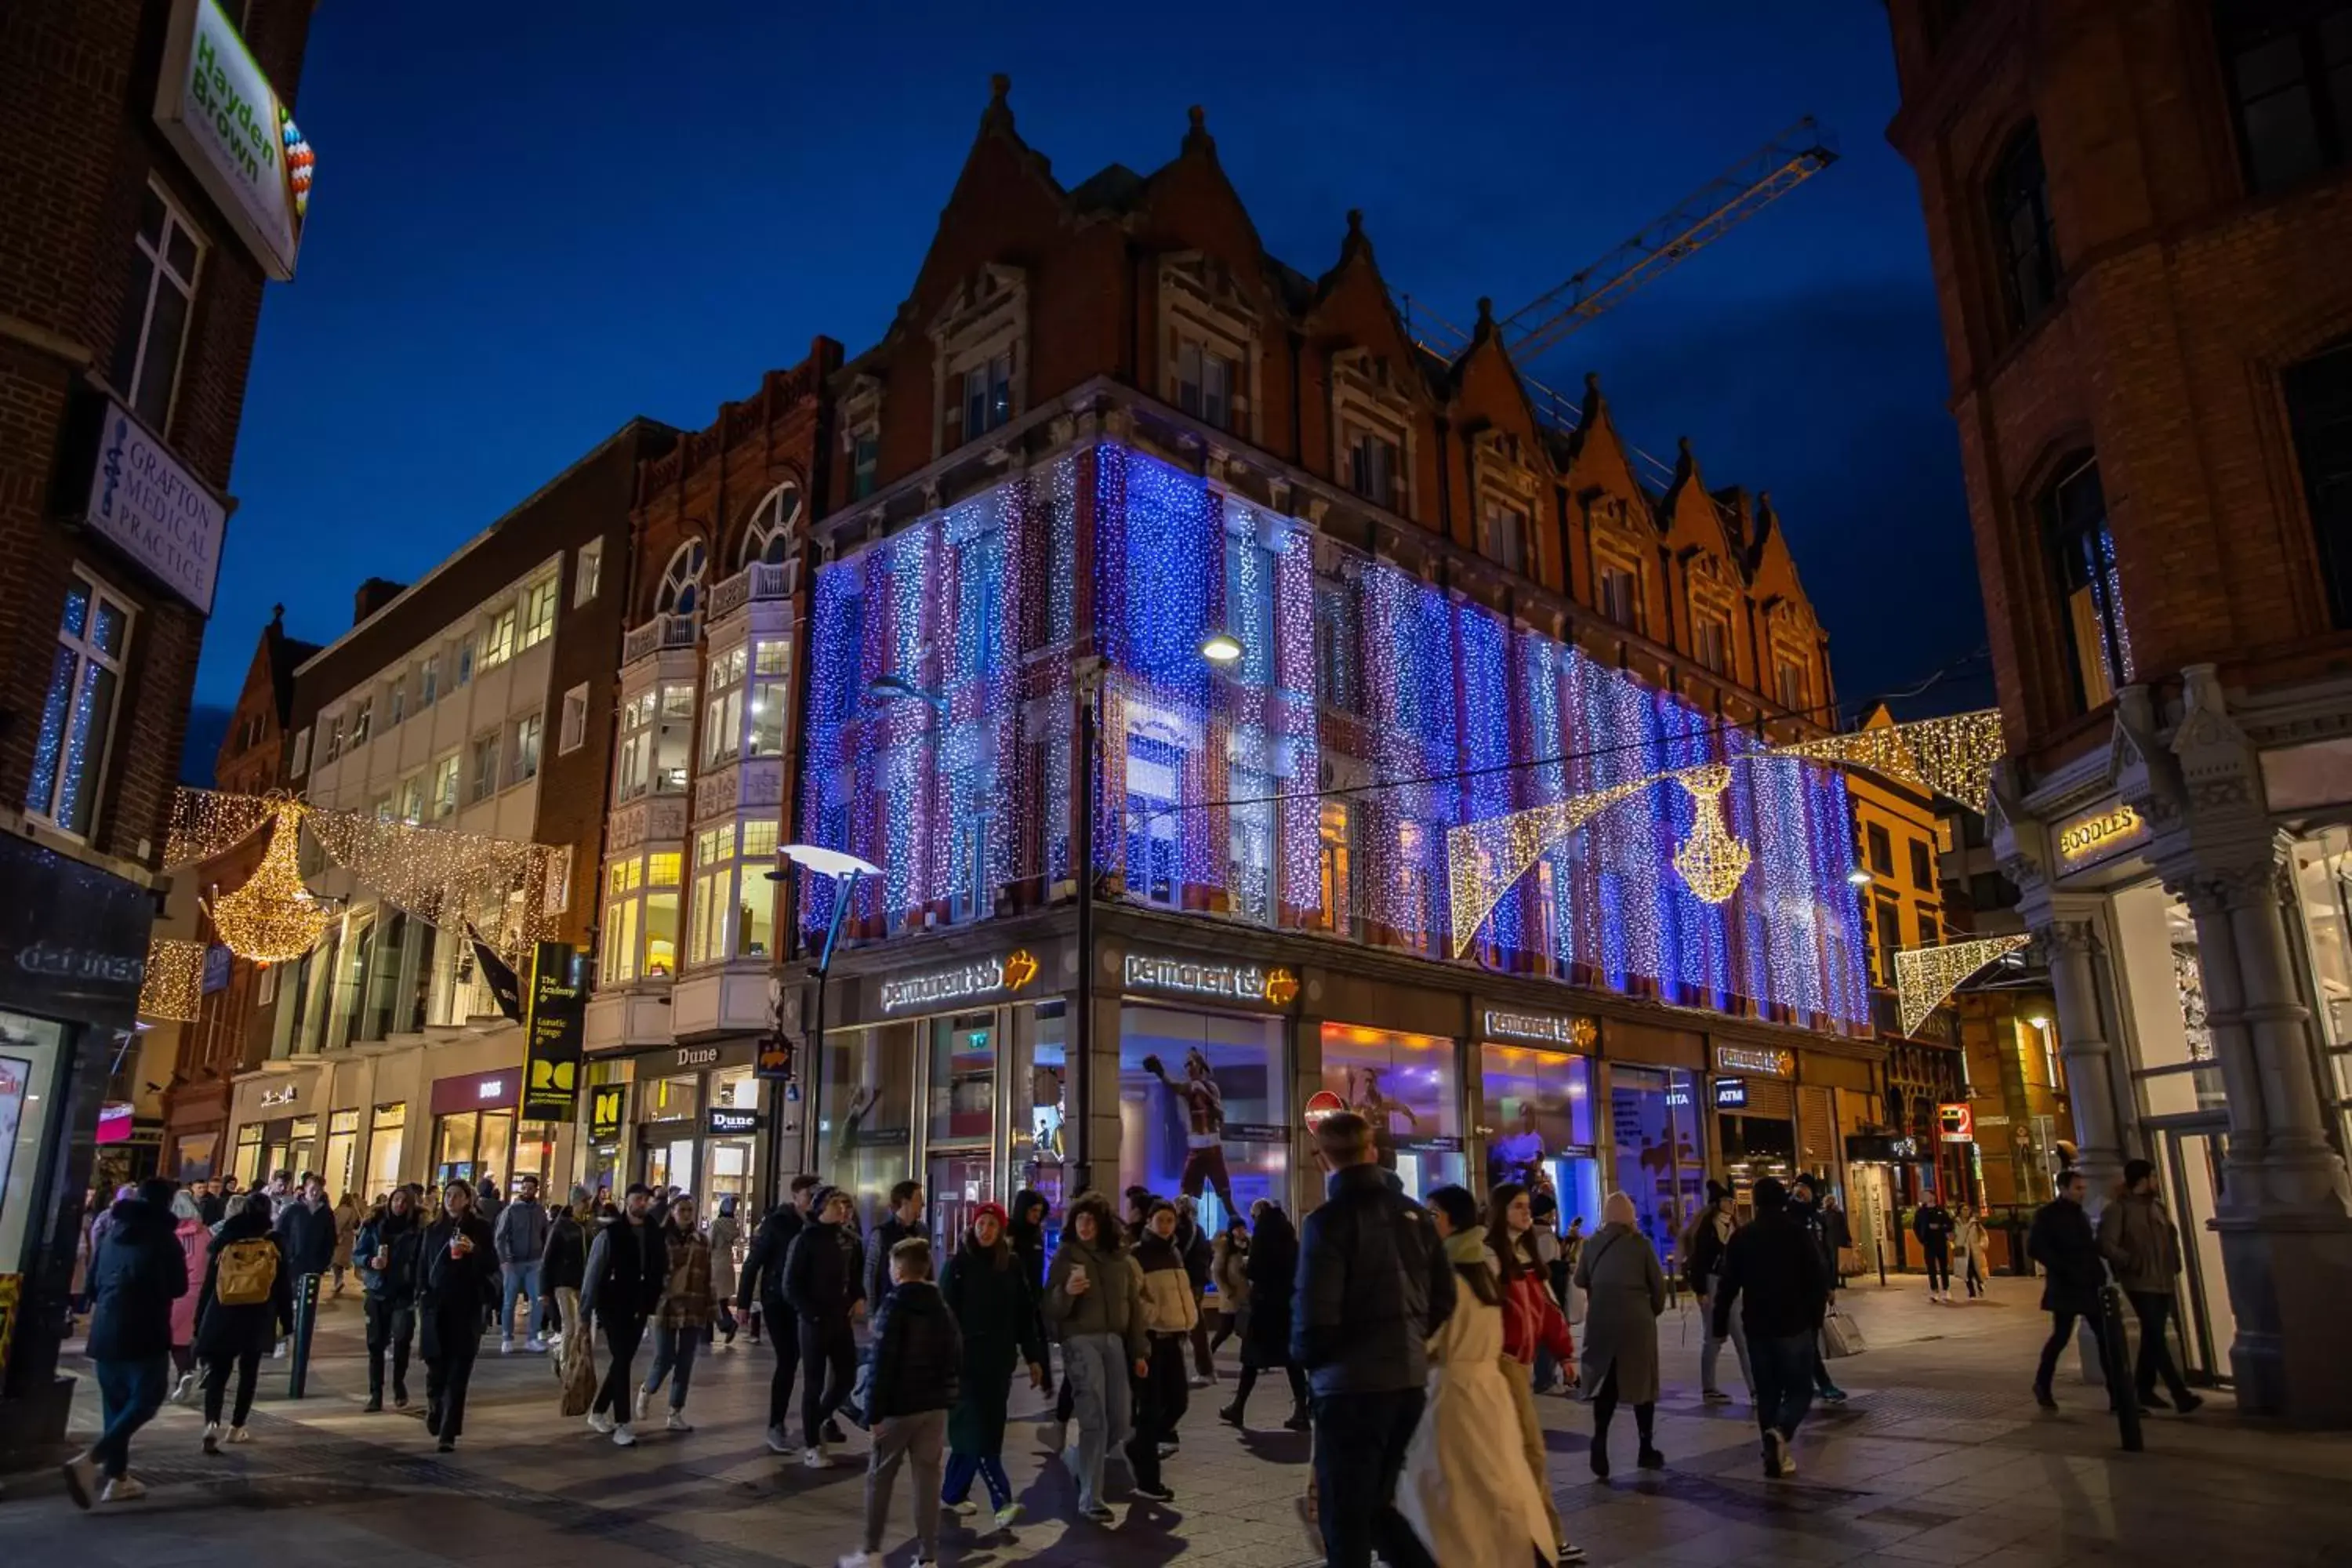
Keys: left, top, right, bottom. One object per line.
{"left": 287, "top": 1270, "right": 322, "bottom": 1399}
{"left": 2098, "top": 1283, "right": 2142, "bottom": 1453}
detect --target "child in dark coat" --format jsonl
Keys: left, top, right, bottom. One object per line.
{"left": 846, "top": 1238, "right": 962, "bottom": 1568}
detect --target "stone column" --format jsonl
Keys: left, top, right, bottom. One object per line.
{"left": 2038, "top": 916, "right": 2131, "bottom": 1203}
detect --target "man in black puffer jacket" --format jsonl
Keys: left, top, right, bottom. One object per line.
{"left": 739, "top": 1173, "right": 819, "bottom": 1453}
{"left": 1293, "top": 1112, "right": 1455, "bottom": 1568}
{"left": 783, "top": 1185, "right": 866, "bottom": 1465}
{"left": 851, "top": 1236, "right": 961, "bottom": 1568}
{"left": 67, "top": 1178, "right": 187, "bottom": 1508}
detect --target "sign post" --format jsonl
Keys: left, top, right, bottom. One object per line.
{"left": 285, "top": 1269, "right": 321, "bottom": 1399}
{"left": 521, "top": 943, "right": 586, "bottom": 1121}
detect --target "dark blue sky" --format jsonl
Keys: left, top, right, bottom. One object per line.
{"left": 197, "top": 1, "right": 1985, "bottom": 727}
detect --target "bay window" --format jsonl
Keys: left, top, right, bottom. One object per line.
{"left": 750, "top": 641, "right": 789, "bottom": 757}
{"left": 705, "top": 644, "right": 747, "bottom": 767}
{"left": 688, "top": 825, "right": 735, "bottom": 967}
{"left": 739, "top": 819, "right": 779, "bottom": 955}
{"left": 27, "top": 571, "right": 131, "bottom": 837}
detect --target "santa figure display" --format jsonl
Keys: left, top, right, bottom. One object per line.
{"left": 1142, "top": 1048, "right": 1236, "bottom": 1210}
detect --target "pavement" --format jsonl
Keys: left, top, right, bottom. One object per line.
{"left": 7, "top": 1272, "right": 2352, "bottom": 1566}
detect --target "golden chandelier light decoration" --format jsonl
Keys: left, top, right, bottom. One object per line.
{"left": 1446, "top": 708, "right": 2007, "bottom": 956}
{"left": 1894, "top": 934, "right": 2032, "bottom": 1036}
{"left": 201, "top": 802, "right": 336, "bottom": 964}
{"left": 1670, "top": 765, "right": 1752, "bottom": 906}
{"left": 137, "top": 937, "right": 209, "bottom": 1022}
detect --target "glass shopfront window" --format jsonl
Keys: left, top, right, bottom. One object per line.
{"left": 706, "top": 1066, "right": 758, "bottom": 1216}
{"left": 1321, "top": 1024, "right": 1465, "bottom": 1201}
{"left": 819, "top": 1022, "right": 918, "bottom": 1232}
{"left": 928, "top": 1012, "right": 996, "bottom": 1143}
{"left": 1121, "top": 1005, "right": 1289, "bottom": 1235}
{"left": 233, "top": 1123, "right": 263, "bottom": 1186}
{"left": 323, "top": 1109, "right": 361, "bottom": 1200}
{"left": 2112, "top": 882, "right": 2227, "bottom": 1115}
{"left": 1479, "top": 1043, "right": 1602, "bottom": 1225}
{"left": 432, "top": 1109, "right": 513, "bottom": 1188}
{"left": 2290, "top": 828, "right": 2352, "bottom": 1119}
{"left": 1009, "top": 1002, "right": 1069, "bottom": 1215}
{"left": 365, "top": 1103, "right": 405, "bottom": 1198}
{"left": 638, "top": 1072, "right": 702, "bottom": 1192}
{"left": 0, "top": 1012, "right": 65, "bottom": 1276}
{"left": 1607, "top": 1063, "right": 1704, "bottom": 1272}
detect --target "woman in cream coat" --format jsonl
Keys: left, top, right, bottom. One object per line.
{"left": 1398, "top": 1185, "right": 1562, "bottom": 1568}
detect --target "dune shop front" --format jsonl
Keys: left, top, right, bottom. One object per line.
{"left": 630, "top": 1042, "right": 762, "bottom": 1215}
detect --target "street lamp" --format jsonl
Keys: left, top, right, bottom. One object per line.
{"left": 1846, "top": 869, "right": 1873, "bottom": 887}
{"left": 1199, "top": 630, "right": 1243, "bottom": 665}
{"left": 765, "top": 843, "right": 880, "bottom": 1207}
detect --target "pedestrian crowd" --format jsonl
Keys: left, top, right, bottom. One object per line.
{"left": 63, "top": 1135, "right": 2208, "bottom": 1566}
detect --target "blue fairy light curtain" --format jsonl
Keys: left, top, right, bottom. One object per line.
{"left": 801, "top": 442, "right": 1871, "bottom": 1028}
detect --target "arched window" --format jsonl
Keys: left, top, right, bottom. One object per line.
{"left": 656, "top": 540, "right": 706, "bottom": 617}
{"left": 2043, "top": 452, "right": 2130, "bottom": 710}
{"left": 2285, "top": 336, "right": 2352, "bottom": 628}
{"left": 1989, "top": 123, "right": 2058, "bottom": 328}
{"left": 738, "top": 483, "right": 802, "bottom": 569}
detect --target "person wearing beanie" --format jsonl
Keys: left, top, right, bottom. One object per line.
{"left": 938, "top": 1201, "right": 1047, "bottom": 1530}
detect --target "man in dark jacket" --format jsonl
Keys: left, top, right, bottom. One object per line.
{"left": 1787, "top": 1176, "right": 1848, "bottom": 1403}
{"left": 580, "top": 1184, "right": 666, "bottom": 1446}
{"left": 739, "top": 1173, "right": 821, "bottom": 1453}
{"left": 852, "top": 1237, "right": 961, "bottom": 1567}
{"left": 276, "top": 1174, "right": 337, "bottom": 1284}
{"left": 1711, "top": 1176, "right": 1829, "bottom": 1479}
{"left": 492, "top": 1173, "right": 550, "bottom": 1354}
{"left": 863, "top": 1178, "right": 925, "bottom": 1311}
{"left": 1913, "top": 1196, "right": 1957, "bottom": 1304}
{"left": 541, "top": 1186, "right": 590, "bottom": 1354}
{"left": 197, "top": 1179, "right": 227, "bottom": 1229}
{"left": 66, "top": 1177, "right": 187, "bottom": 1508}
{"left": 2099, "top": 1159, "right": 2201, "bottom": 1413}
{"left": 1293, "top": 1112, "right": 1455, "bottom": 1568}
{"left": 355, "top": 1184, "right": 424, "bottom": 1410}
{"left": 785, "top": 1185, "right": 867, "bottom": 1465}
{"left": 2029, "top": 1169, "right": 2110, "bottom": 1410}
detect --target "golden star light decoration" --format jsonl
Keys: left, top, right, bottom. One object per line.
{"left": 1894, "top": 934, "right": 2032, "bottom": 1036}
{"left": 1446, "top": 708, "right": 2006, "bottom": 957}
{"left": 167, "top": 787, "right": 564, "bottom": 966}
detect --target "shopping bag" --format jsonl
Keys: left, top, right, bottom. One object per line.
{"left": 560, "top": 1330, "right": 600, "bottom": 1417}
{"left": 1822, "top": 1308, "right": 1867, "bottom": 1359}
{"left": 1836, "top": 1244, "right": 1861, "bottom": 1279}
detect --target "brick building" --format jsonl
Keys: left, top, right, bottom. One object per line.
{"left": 582, "top": 344, "right": 835, "bottom": 1203}
{"left": 0, "top": 0, "right": 314, "bottom": 1455}
{"left": 778, "top": 82, "right": 1884, "bottom": 1269}
{"left": 1886, "top": 0, "right": 2352, "bottom": 1417}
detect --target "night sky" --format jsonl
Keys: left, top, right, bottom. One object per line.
{"left": 188, "top": 1, "right": 1986, "bottom": 753}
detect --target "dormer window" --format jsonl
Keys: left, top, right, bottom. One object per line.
{"left": 1482, "top": 500, "right": 1531, "bottom": 577}
{"left": 1471, "top": 430, "right": 1543, "bottom": 579}
{"left": 932, "top": 266, "right": 1027, "bottom": 458}
{"left": 1694, "top": 612, "right": 1730, "bottom": 674}
{"left": 963, "top": 353, "right": 1012, "bottom": 436}
{"left": 1158, "top": 253, "right": 1257, "bottom": 441}
{"left": 1348, "top": 431, "right": 1398, "bottom": 509}
{"left": 1176, "top": 339, "right": 1233, "bottom": 430}
{"left": 1598, "top": 556, "right": 1644, "bottom": 632}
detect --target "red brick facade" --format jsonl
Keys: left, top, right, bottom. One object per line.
{"left": 1886, "top": 0, "right": 2352, "bottom": 771}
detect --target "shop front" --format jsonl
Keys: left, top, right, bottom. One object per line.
{"left": 429, "top": 1066, "right": 529, "bottom": 1189}
{"left": 1475, "top": 1006, "right": 1603, "bottom": 1229}
{"left": 626, "top": 1041, "right": 764, "bottom": 1216}
{"left": 226, "top": 1065, "right": 327, "bottom": 1187}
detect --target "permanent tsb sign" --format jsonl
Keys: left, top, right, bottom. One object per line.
{"left": 154, "top": 0, "right": 315, "bottom": 280}
{"left": 880, "top": 949, "right": 1040, "bottom": 1014}
{"left": 1123, "top": 953, "right": 1299, "bottom": 1008}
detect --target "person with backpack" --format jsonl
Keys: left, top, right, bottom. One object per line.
{"left": 419, "top": 1179, "right": 499, "bottom": 1452}
{"left": 355, "top": 1185, "right": 423, "bottom": 1410}
{"left": 1127, "top": 1199, "right": 1200, "bottom": 1499}
{"left": 1682, "top": 1181, "right": 1751, "bottom": 1403}
{"left": 64, "top": 1177, "right": 187, "bottom": 1508}
{"left": 1711, "top": 1176, "right": 1831, "bottom": 1479}
{"left": 196, "top": 1192, "right": 292, "bottom": 1454}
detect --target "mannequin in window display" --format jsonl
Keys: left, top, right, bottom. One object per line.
{"left": 1489, "top": 1100, "right": 1549, "bottom": 1191}
{"left": 1142, "top": 1050, "right": 1236, "bottom": 1210}
{"left": 1350, "top": 1066, "right": 1421, "bottom": 1171}
{"left": 1029, "top": 1062, "right": 1065, "bottom": 1162}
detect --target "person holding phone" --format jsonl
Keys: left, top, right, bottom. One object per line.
{"left": 417, "top": 1180, "right": 498, "bottom": 1453}
{"left": 1042, "top": 1191, "right": 1146, "bottom": 1525}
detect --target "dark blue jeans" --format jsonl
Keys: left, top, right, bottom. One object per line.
{"left": 92, "top": 1355, "right": 169, "bottom": 1478}
{"left": 1750, "top": 1331, "right": 1817, "bottom": 1441}
{"left": 1312, "top": 1388, "right": 1436, "bottom": 1568}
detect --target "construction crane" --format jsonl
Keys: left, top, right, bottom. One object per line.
{"left": 1397, "top": 117, "right": 1838, "bottom": 368}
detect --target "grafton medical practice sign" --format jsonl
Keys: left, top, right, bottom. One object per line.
{"left": 155, "top": 0, "right": 315, "bottom": 280}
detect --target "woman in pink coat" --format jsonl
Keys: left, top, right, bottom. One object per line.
{"left": 167, "top": 1187, "right": 209, "bottom": 1404}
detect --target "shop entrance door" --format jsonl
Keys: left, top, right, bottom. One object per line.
{"left": 643, "top": 1133, "right": 697, "bottom": 1195}
{"left": 2152, "top": 1116, "right": 2236, "bottom": 1388}
{"left": 927, "top": 1149, "right": 993, "bottom": 1258}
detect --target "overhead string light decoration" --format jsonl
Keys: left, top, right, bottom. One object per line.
{"left": 1894, "top": 933, "right": 2032, "bottom": 1036}
{"left": 1773, "top": 709, "right": 2005, "bottom": 816}
{"left": 1671, "top": 764, "right": 1752, "bottom": 905}
{"left": 202, "top": 802, "right": 336, "bottom": 964}
{"left": 137, "top": 937, "right": 208, "bottom": 1022}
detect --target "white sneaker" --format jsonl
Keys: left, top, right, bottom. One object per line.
{"left": 666, "top": 1410, "right": 691, "bottom": 1432}
{"left": 804, "top": 1444, "right": 833, "bottom": 1469}
{"left": 993, "top": 1502, "right": 1023, "bottom": 1530}
{"left": 501, "top": 1338, "right": 516, "bottom": 1355}
{"left": 227, "top": 1426, "right": 251, "bottom": 1445}
{"left": 764, "top": 1424, "right": 793, "bottom": 1454}
{"left": 587, "top": 1411, "right": 616, "bottom": 1435}
{"left": 634, "top": 1387, "right": 652, "bottom": 1421}
{"left": 945, "top": 1499, "right": 979, "bottom": 1517}
{"left": 201, "top": 1423, "right": 220, "bottom": 1454}
{"left": 836, "top": 1552, "right": 877, "bottom": 1568}
{"left": 525, "top": 1336, "right": 548, "bottom": 1353}
{"left": 169, "top": 1372, "right": 197, "bottom": 1406}
{"left": 100, "top": 1474, "right": 147, "bottom": 1503}
{"left": 612, "top": 1423, "right": 637, "bottom": 1448}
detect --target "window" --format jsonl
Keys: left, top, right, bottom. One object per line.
{"left": 521, "top": 576, "right": 558, "bottom": 651}
{"left": 107, "top": 184, "right": 202, "bottom": 432}
{"left": 456, "top": 637, "right": 474, "bottom": 687}
{"left": 688, "top": 825, "right": 735, "bottom": 968}
{"left": 1909, "top": 838, "right": 1936, "bottom": 891}
{"left": 1348, "top": 431, "right": 1399, "bottom": 510}
{"left": 1918, "top": 909, "right": 1941, "bottom": 950}
{"left": 748, "top": 641, "right": 788, "bottom": 757}
{"left": 656, "top": 541, "right": 706, "bottom": 617}
{"left": 559, "top": 683, "right": 590, "bottom": 754}
{"left": 370, "top": 793, "right": 394, "bottom": 824}
{"left": 398, "top": 773, "right": 425, "bottom": 825}
{"left": 432, "top": 753, "right": 460, "bottom": 818}
{"left": 510, "top": 712, "right": 543, "bottom": 785}
{"left": 574, "top": 540, "right": 602, "bottom": 607}
{"left": 616, "top": 690, "right": 653, "bottom": 801}
{"left": 1175, "top": 339, "right": 1232, "bottom": 429}
{"left": 1990, "top": 123, "right": 2059, "bottom": 328}
{"left": 350, "top": 698, "right": 373, "bottom": 746}
{"left": 2221, "top": 6, "right": 2352, "bottom": 194}
{"left": 469, "top": 732, "right": 499, "bottom": 803}
{"left": 740, "top": 819, "right": 779, "bottom": 955}
{"left": 289, "top": 727, "right": 311, "bottom": 777}
{"left": 27, "top": 572, "right": 131, "bottom": 835}
{"left": 1315, "top": 578, "right": 1360, "bottom": 714}
{"left": 2285, "top": 336, "right": 2352, "bottom": 629}
{"left": 1774, "top": 656, "right": 1809, "bottom": 716}
{"left": 644, "top": 851, "right": 681, "bottom": 978}
{"left": 323, "top": 713, "right": 344, "bottom": 763}
{"left": 1875, "top": 895, "right": 1904, "bottom": 985}
{"left": 419, "top": 655, "right": 438, "bottom": 707}
{"left": 704, "top": 643, "right": 747, "bottom": 766}
{"left": 740, "top": 485, "right": 801, "bottom": 569}
{"left": 1482, "top": 500, "right": 1531, "bottom": 576}
{"left": 1319, "top": 798, "right": 1356, "bottom": 938}
{"left": 479, "top": 604, "right": 518, "bottom": 670}
{"left": 1693, "top": 612, "right": 1730, "bottom": 675}
{"left": 1598, "top": 561, "right": 1642, "bottom": 630}
{"left": 963, "top": 352, "right": 1012, "bottom": 436}
{"left": 2045, "top": 453, "right": 2131, "bottom": 709}
{"left": 851, "top": 432, "right": 879, "bottom": 499}
{"left": 388, "top": 679, "right": 405, "bottom": 728}
{"left": 1867, "top": 822, "right": 1896, "bottom": 877}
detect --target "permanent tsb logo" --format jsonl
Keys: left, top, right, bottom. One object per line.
{"left": 1124, "top": 953, "right": 1299, "bottom": 1008}
{"left": 880, "top": 949, "right": 1040, "bottom": 1014}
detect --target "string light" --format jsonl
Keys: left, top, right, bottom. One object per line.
{"left": 138, "top": 938, "right": 207, "bottom": 1022}
{"left": 1895, "top": 934, "right": 2031, "bottom": 1035}
{"left": 203, "top": 803, "right": 335, "bottom": 964}
{"left": 1671, "top": 765, "right": 1751, "bottom": 905}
